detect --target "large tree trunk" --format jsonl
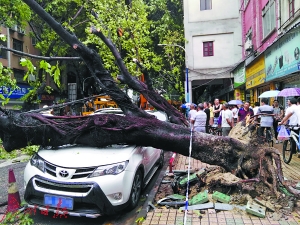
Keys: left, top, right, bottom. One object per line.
{"left": 2, "top": 0, "right": 296, "bottom": 199}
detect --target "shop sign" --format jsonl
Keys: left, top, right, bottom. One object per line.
{"left": 0, "top": 84, "right": 30, "bottom": 99}
{"left": 40, "top": 94, "right": 55, "bottom": 101}
{"left": 233, "top": 64, "right": 245, "bottom": 88}
{"left": 245, "top": 55, "right": 266, "bottom": 89}
{"left": 265, "top": 28, "right": 300, "bottom": 81}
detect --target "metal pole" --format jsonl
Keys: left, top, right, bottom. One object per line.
{"left": 82, "top": 76, "right": 93, "bottom": 92}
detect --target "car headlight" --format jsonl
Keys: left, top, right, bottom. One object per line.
{"left": 30, "top": 153, "right": 45, "bottom": 172}
{"left": 89, "top": 161, "right": 129, "bottom": 178}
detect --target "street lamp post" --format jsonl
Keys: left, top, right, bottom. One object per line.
{"left": 158, "top": 44, "right": 189, "bottom": 103}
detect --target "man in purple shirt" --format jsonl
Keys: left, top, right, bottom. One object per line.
{"left": 237, "top": 101, "right": 254, "bottom": 122}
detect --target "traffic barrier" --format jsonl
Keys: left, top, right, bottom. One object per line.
{"left": 7, "top": 169, "right": 21, "bottom": 212}
{"left": 169, "top": 152, "right": 176, "bottom": 173}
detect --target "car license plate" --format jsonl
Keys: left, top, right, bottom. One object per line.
{"left": 44, "top": 194, "right": 73, "bottom": 210}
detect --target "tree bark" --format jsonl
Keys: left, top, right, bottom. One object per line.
{"left": 10, "top": 0, "right": 298, "bottom": 199}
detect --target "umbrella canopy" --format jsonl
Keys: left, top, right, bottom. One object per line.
{"left": 228, "top": 100, "right": 243, "bottom": 105}
{"left": 258, "top": 90, "right": 280, "bottom": 98}
{"left": 277, "top": 88, "right": 300, "bottom": 97}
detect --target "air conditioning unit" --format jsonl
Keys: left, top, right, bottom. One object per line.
{"left": 10, "top": 25, "right": 18, "bottom": 32}
{"left": 244, "top": 39, "right": 253, "bottom": 51}
{"left": 17, "top": 27, "right": 26, "bottom": 34}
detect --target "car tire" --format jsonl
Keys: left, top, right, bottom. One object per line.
{"left": 158, "top": 151, "right": 164, "bottom": 169}
{"left": 127, "top": 170, "right": 143, "bottom": 210}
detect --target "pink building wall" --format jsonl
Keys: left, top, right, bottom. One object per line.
{"left": 241, "top": 0, "right": 279, "bottom": 59}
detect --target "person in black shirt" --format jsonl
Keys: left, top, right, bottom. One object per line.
{"left": 203, "top": 102, "right": 210, "bottom": 133}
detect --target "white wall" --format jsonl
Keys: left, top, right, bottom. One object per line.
{"left": 187, "top": 0, "right": 240, "bottom": 22}
{"left": 192, "top": 32, "right": 236, "bottom": 69}
{"left": 184, "top": 0, "right": 242, "bottom": 74}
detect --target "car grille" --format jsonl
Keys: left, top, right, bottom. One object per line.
{"left": 32, "top": 177, "right": 93, "bottom": 197}
{"left": 44, "top": 161, "right": 96, "bottom": 179}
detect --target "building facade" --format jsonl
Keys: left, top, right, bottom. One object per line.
{"left": 0, "top": 25, "right": 40, "bottom": 109}
{"left": 232, "top": 0, "right": 300, "bottom": 107}
{"left": 184, "top": 0, "right": 242, "bottom": 103}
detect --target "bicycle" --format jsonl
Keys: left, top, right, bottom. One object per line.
{"left": 282, "top": 125, "right": 300, "bottom": 164}
{"left": 208, "top": 124, "right": 222, "bottom": 136}
{"left": 252, "top": 113, "right": 274, "bottom": 147}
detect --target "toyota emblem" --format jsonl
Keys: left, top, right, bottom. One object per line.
{"left": 59, "top": 170, "right": 69, "bottom": 178}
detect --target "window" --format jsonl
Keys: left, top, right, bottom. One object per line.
{"left": 13, "top": 69, "right": 26, "bottom": 83}
{"left": 289, "top": 0, "right": 295, "bottom": 18}
{"left": 32, "top": 37, "right": 37, "bottom": 46}
{"left": 203, "top": 41, "right": 214, "bottom": 57}
{"left": 200, "top": 0, "right": 212, "bottom": 10}
{"left": 0, "top": 37, "right": 7, "bottom": 59}
{"left": 13, "top": 39, "right": 23, "bottom": 52}
{"left": 262, "top": 0, "right": 275, "bottom": 38}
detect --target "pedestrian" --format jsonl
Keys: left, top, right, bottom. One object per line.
{"left": 203, "top": 102, "right": 210, "bottom": 133}
{"left": 279, "top": 98, "right": 299, "bottom": 125}
{"left": 188, "top": 104, "right": 197, "bottom": 124}
{"left": 221, "top": 104, "right": 233, "bottom": 136}
{"left": 279, "top": 97, "right": 299, "bottom": 154}
{"left": 191, "top": 103, "right": 207, "bottom": 133}
{"left": 231, "top": 105, "right": 238, "bottom": 125}
{"left": 208, "top": 102, "right": 214, "bottom": 125}
{"left": 213, "top": 98, "right": 222, "bottom": 125}
{"left": 273, "top": 100, "right": 284, "bottom": 144}
{"left": 257, "top": 98, "right": 274, "bottom": 138}
{"left": 237, "top": 101, "right": 254, "bottom": 122}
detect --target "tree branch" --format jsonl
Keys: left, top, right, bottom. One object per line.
{"left": 0, "top": 46, "right": 81, "bottom": 61}
{"left": 90, "top": 27, "right": 187, "bottom": 126}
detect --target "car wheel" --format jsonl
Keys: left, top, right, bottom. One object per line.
{"left": 127, "top": 170, "right": 143, "bottom": 210}
{"left": 158, "top": 151, "right": 164, "bottom": 169}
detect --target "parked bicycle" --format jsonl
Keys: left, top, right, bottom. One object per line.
{"left": 252, "top": 113, "right": 274, "bottom": 147}
{"left": 282, "top": 125, "right": 300, "bottom": 164}
{"left": 208, "top": 124, "right": 222, "bottom": 136}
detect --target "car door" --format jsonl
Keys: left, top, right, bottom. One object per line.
{"left": 142, "top": 146, "right": 158, "bottom": 176}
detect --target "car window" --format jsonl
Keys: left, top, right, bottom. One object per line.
{"left": 93, "top": 108, "right": 168, "bottom": 122}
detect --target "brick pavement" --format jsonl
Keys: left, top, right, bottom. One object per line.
{"left": 145, "top": 142, "right": 300, "bottom": 225}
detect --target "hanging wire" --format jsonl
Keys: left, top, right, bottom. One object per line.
{"left": 183, "top": 126, "right": 193, "bottom": 224}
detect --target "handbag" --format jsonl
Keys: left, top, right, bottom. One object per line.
{"left": 277, "top": 125, "right": 290, "bottom": 141}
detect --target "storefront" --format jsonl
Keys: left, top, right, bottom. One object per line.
{"left": 264, "top": 27, "right": 300, "bottom": 108}
{"left": 232, "top": 63, "right": 246, "bottom": 101}
{"left": 245, "top": 55, "right": 267, "bottom": 105}
{"left": 264, "top": 27, "right": 300, "bottom": 83}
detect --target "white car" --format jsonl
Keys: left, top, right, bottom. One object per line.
{"left": 23, "top": 109, "right": 167, "bottom": 217}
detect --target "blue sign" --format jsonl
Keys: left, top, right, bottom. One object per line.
{"left": 265, "top": 28, "right": 300, "bottom": 81}
{"left": 0, "top": 84, "right": 31, "bottom": 99}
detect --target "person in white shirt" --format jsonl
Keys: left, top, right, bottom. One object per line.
{"left": 279, "top": 97, "right": 300, "bottom": 155}
{"left": 231, "top": 105, "right": 238, "bottom": 125}
{"left": 191, "top": 103, "right": 207, "bottom": 133}
{"left": 188, "top": 104, "right": 197, "bottom": 124}
{"left": 282, "top": 98, "right": 298, "bottom": 126}
{"left": 221, "top": 104, "right": 233, "bottom": 136}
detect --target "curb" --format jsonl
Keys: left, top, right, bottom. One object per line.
{"left": 134, "top": 151, "right": 173, "bottom": 224}
{"left": 0, "top": 155, "right": 30, "bottom": 168}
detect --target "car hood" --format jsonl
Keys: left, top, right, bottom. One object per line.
{"left": 37, "top": 145, "right": 136, "bottom": 168}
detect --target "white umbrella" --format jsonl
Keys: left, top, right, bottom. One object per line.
{"left": 258, "top": 90, "right": 280, "bottom": 98}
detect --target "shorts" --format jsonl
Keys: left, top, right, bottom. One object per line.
{"left": 213, "top": 117, "right": 218, "bottom": 125}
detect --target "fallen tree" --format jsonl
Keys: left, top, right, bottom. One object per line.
{"left": 0, "top": 0, "right": 299, "bottom": 200}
